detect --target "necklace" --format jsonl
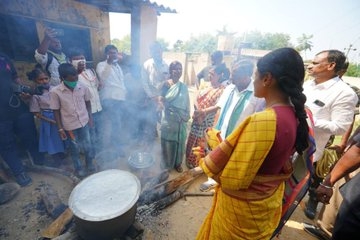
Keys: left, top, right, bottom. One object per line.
{"left": 266, "top": 101, "right": 290, "bottom": 108}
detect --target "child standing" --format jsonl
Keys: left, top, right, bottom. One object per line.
{"left": 50, "top": 63, "right": 95, "bottom": 177}
{"left": 28, "top": 67, "right": 65, "bottom": 166}
{"left": 68, "top": 48, "right": 102, "bottom": 155}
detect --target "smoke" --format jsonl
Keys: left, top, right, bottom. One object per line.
{"left": 92, "top": 70, "right": 165, "bottom": 182}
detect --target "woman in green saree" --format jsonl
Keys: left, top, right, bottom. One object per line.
{"left": 160, "top": 61, "right": 190, "bottom": 172}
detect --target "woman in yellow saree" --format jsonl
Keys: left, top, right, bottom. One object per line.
{"left": 195, "top": 48, "right": 310, "bottom": 240}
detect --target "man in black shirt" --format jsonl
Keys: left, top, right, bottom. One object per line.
{"left": 0, "top": 52, "right": 44, "bottom": 186}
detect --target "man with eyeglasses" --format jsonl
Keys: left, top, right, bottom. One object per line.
{"left": 302, "top": 50, "right": 358, "bottom": 239}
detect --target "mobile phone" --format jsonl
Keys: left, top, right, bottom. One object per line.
{"left": 314, "top": 99, "right": 325, "bottom": 107}
{"left": 53, "top": 28, "right": 64, "bottom": 36}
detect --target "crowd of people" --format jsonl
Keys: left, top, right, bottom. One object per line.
{"left": 1, "top": 26, "right": 360, "bottom": 239}
{"left": 0, "top": 28, "right": 194, "bottom": 185}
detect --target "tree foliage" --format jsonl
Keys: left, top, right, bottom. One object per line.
{"left": 173, "top": 40, "right": 185, "bottom": 52}
{"left": 111, "top": 35, "right": 131, "bottom": 54}
{"left": 156, "top": 38, "right": 170, "bottom": 51}
{"left": 181, "top": 33, "right": 217, "bottom": 53}
{"left": 346, "top": 63, "right": 360, "bottom": 77}
{"left": 296, "top": 34, "right": 313, "bottom": 60}
{"left": 235, "top": 31, "right": 292, "bottom": 50}
{"left": 111, "top": 35, "right": 169, "bottom": 53}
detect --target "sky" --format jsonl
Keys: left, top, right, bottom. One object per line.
{"left": 109, "top": 0, "right": 360, "bottom": 62}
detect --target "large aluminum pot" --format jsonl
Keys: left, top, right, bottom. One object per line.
{"left": 68, "top": 169, "right": 140, "bottom": 240}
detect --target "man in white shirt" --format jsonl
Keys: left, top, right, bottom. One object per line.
{"left": 96, "top": 45, "right": 127, "bottom": 152}
{"left": 200, "top": 60, "right": 264, "bottom": 191}
{"left": 141, "top": 42, "right": 169, "bottom": 143}
{"left": 303, "top": 49, "right": 358, "bottom": 220}
{"left": 34, "top": 28, "right": 67, "bottom": 86}
{"left": 214, "top": 76, "right": 264, "bottom": 140}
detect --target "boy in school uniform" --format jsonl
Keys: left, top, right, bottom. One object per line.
{"left": 50, "top": 63, "right": 95, "bottom": 177}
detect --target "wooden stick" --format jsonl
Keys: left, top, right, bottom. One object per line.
{"left": 153, "top": 168, "right": 203, "bottom": 195}
{"left": 138, "top": 168, "right": 203, "bottom": 205}
{"left": 154, "top": 190, "right": 183, "bottom": 210}
{"left": 141, "top": 170, "right": 170, "bottom": 194}
{"left": 41, "top": 208, "right": 74, "bottom": 238}
{"left": 183, "top": 192, "right": 214, "bottom": 197}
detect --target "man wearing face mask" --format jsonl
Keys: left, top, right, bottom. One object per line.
{"left": 50, "top": 63, "right": 94, "bottom": 177}
{"left": 34, "top": 28, "right": 67, "bottom": 86}
{"left": 68, "top": 48, "right": 102, "bottom": 155}
{"left": 96, "top": 45, "right": 127, "bottom": 154}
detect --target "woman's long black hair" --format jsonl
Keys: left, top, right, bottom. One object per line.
{"left": 257, "top": 47, "right": 309, "bottom": 154}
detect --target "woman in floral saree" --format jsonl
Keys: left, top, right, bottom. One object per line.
{"left": 186, "top": 65, "right": 228, "bottom": 168}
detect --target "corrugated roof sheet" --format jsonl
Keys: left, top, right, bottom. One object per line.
{"left": 76, "top": 0, "right": 176, "bottom": 14}
{"left": 142, "top": 0, "right": 176, "bottom": 14}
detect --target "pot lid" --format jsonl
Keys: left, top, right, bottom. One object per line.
{"left": 128, "top": 151, "right": 155, "bottom": 169}
{"left": 68, "top": 169, "right": 140, "bottom": 221}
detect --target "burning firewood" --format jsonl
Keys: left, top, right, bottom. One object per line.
{"left": 138, "top": 168, "right": 203, "bottom": 206}
{"left": 137, "top": 189, "right": 185, "bottom": 217}
{"left": 137, "top": 186, "right": 214, "bottom": 217}
{"left": 141, "top": 170, "right": 170, "bottom": 192}
{"left": 138, "top": 170, "right": 170, "bottom": 205}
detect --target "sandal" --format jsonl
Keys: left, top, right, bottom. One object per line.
{"left": 175, "top": 166, "right": 183, "bottom": 173}
{"left": 199, "top": 179, "right": 217, "bottom": 192}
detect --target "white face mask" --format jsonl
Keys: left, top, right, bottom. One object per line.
{"left": 71, "top": 59, "right": 86, "bottom": 69}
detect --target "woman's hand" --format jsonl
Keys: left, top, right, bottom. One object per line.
{"left": 205, "top": 128, "right": 222, "bottom": 150}
{"left": 192, "top": 166, "right": 204, "bottom": 174}
{"left": 193, "top": 110, "right": 205, "bottom": 123}
{"left": 192, "top": 146, "right": 205, "bottom": 162}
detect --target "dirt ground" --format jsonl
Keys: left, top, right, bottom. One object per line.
{"left": 0, "top": 141, "right": 319, "bottom": 240}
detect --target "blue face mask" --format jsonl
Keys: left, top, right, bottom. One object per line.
{"left": 39, "top": 83, "right": 50, "bottom": 90}
{"left": 63, "top": 80, "right": 78, "bottom": 89}
{"left": 36, "top": 83, "right": 50, "bottom": 94}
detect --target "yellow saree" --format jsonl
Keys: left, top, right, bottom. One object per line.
{"left": 197, "top": 108, "right": 291, "bottom": 240}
